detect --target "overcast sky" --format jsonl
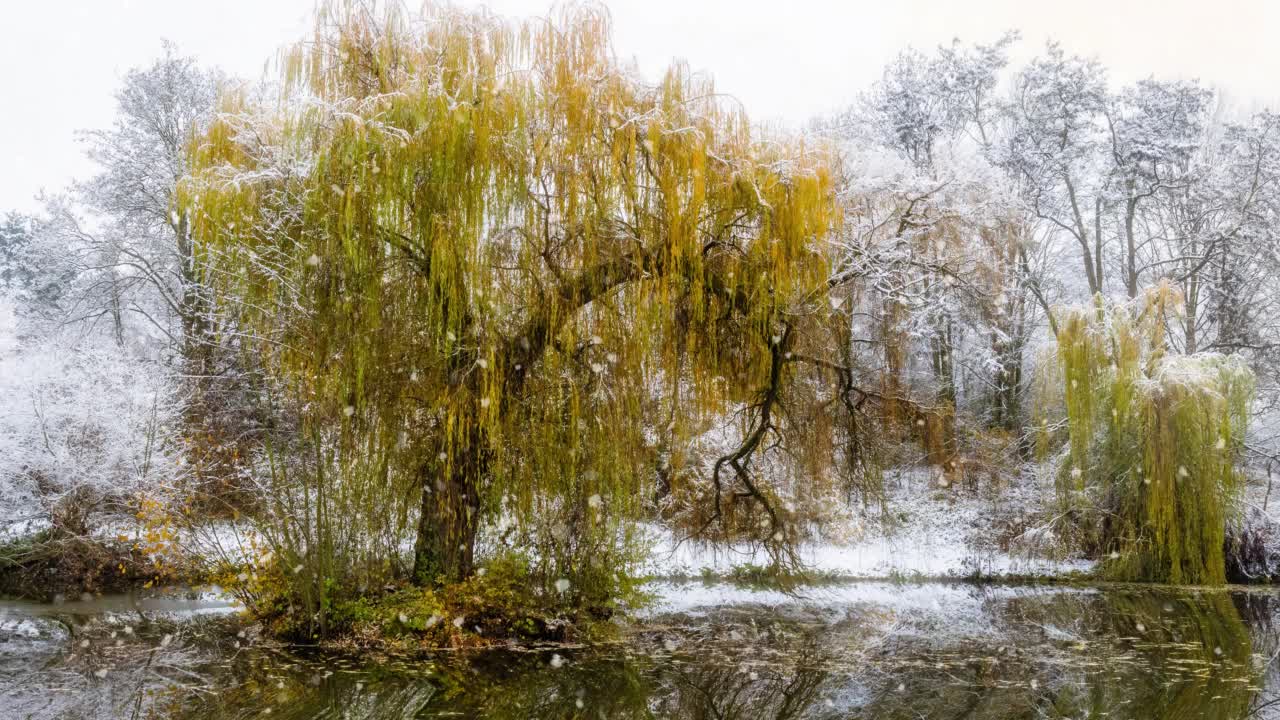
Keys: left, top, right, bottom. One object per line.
{"left": 2, "top": 0, "right": 1277, "bottom": 214}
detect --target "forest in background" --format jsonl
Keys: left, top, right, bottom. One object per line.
{"left": 1, "top": 1, "right": 1278, "bottom": 644}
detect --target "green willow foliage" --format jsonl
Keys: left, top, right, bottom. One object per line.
{"left": 1054, "top": 284, "right": 1254, "bottom": 584}
{"left": 182, "top": 1, "right": 836, "bottom": 615}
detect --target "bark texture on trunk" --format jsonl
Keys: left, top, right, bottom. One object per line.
{"left": 412, "top": 424, "right": 486, "bottom": 585}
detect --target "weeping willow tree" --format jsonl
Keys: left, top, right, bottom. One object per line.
{"left": 1053, "top": 283, "right": 1254, "bottom": 584}
{"left": 181, "top": 1, "right": 837, "bottom": 601}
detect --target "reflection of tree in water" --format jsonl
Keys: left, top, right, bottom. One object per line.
{"left": 1064, "top": 591, "right": 1254, "bottom": 720}
{"left": 162, "top": 649, "right": 656, "bottom": 719}
{"left": 1240, "top": 591, "right": 1280, "bottom": 719}
{"left": 0, "top": 614, "right": 237, "bottom": 720}
{"left": 428, "top": 653, "right": 655, "bottom": 719}
{"left": 160, "top": 611, "right": 856, "bottom": 719}
{"left": 650, "top": 633, "right": 830, "bottom": 720}
{"left": 850, "top": 590, "right": 1260, "bottom": 720}
{"left": 85, "top": 590, "right": 1280, "bottom": 719}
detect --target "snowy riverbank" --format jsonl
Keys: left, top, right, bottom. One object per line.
{"left": 643, "top": 465, "right": 1097, "bottom": 581}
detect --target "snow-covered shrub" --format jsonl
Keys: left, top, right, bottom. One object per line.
{"left": 0, "top": 310, "right": 181, "bottom": 538}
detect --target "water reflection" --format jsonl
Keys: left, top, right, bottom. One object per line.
{"left": 4, "top": 583, "right": 1280, "bottom": 719}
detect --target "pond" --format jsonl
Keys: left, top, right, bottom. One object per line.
{"left": 3, "top": 581, "right": 1280, "bottom": 719}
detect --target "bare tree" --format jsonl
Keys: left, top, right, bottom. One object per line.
{"left": 75, "top": 41, "right": 221, "bottom": 363}
{"left": 1002, "top": 43, "right": 1110, "bottom": 297}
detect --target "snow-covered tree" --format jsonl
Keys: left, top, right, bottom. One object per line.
{"left": 1001, "top": 42, "right": 1110, "bottom": 297}
{"left": 1106, "top": 79, "right": 1213, "bottom": 300}
{"left": 0, "top": 207, "right": 181, "bottom": 537}
{"left": 834, "top": 33, "right": 1042, "bottom": 464}
{"left": 75, "top": 41, "right": 221, "bottom": 358}
{"left": 0, "top": 323, "right": 180, "bottom": 537}
{"left": 0, "top": 44, "right": 220, "bottom": 541}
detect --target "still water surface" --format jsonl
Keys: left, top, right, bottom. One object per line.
{"left": 3, "top": 581, "right": 1279, "bottom": 719}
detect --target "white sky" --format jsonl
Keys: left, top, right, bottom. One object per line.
{"left": 2, "top": 0, "right": 1277, "bottom": 214}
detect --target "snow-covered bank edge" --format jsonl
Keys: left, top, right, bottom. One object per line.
{"left": 640, "top": 465, "right": 1098, "bottom": 583}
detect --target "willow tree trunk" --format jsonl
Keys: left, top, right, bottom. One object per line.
{"left": 408, "top": 243, "right": 662, "bottom": 586}
{"left": 412, "top": 422, "right": 486, "bottom": 586}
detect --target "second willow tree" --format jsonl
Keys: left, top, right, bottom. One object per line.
{"left": 1054, "top": 283, "right": 1254, "bottom": 584}
{"left": 183, "top": 2, "right": 837, "bottom": 599}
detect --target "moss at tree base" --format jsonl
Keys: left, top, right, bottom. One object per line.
{"left": 226, "top": 551, "right": 646, "bottom": 650}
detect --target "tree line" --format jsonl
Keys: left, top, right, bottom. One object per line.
{"left": 2, "top": 2, "right": 1278, "bottom": 631}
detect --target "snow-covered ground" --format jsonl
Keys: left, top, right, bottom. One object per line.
{"left": 643, "top": 465, "right": 1095, "bottom": 580}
